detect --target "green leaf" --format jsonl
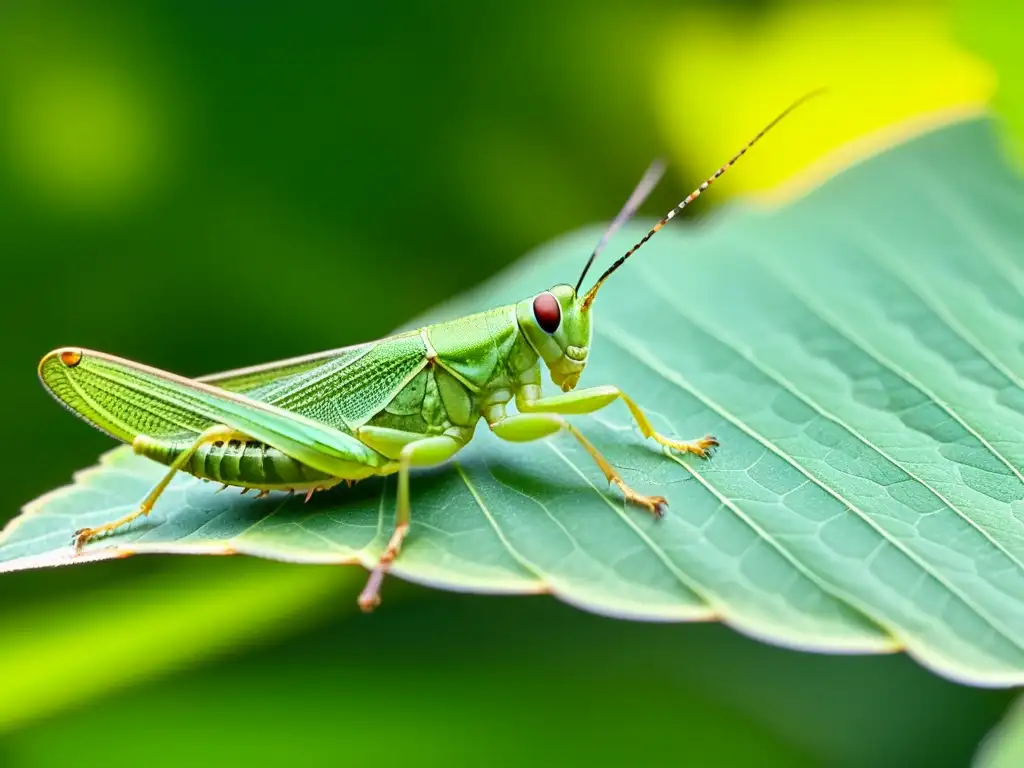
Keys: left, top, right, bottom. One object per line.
{"left": 0, "top": 559, "right": 360, "bottom": 732}
{"left": 952, "top": 0, "right": 1024, "bottom": 168}
{"left": 5, "top": 116, "right": 1024, "bottom": 688}
{"left": 975, "top": 695, "right": 1024, "bottom": 767}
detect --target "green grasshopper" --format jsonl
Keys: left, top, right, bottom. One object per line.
{"left": 38, "top": 93, "right": 817, "bottom": 611}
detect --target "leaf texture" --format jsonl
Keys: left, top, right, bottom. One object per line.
{"left": 4, "top": 117, "right": 1024, "bottom": 686}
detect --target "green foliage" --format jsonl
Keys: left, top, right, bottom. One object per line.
{"left": 5, "top": 592, "right": 1016, "bottom": 768}
{"left": 0, "top": 558, "right": 357, "bottom": 731}
{"left": 953, "top": 0, "right": 1024, "bottom": 168}
{"left": 977, "top": 695, "right": 1024, "bottom": 767}
{"left": 5, "top": 116, "right": 1024, "bottom": 689}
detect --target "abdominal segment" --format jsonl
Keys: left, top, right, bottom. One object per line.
{"left": 135, "top": 434, "right": 335, "bottom": 489}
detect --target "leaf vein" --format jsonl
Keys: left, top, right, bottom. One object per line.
{"left": 601, "top": 320, "right": 1024, "bottom": 654}
{"left": 745, "top": 244, "right": 1024, "bottom": 488}
{"left": 636, "top": 265, "right": 1024, "bottom": 581}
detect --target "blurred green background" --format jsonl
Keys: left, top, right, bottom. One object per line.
{"left": 0, "top": 0, "right": 1019, "bottom": 765}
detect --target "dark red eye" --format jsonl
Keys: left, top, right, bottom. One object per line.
{"left": 533, "top": 292, "right": 561, "bottom": 333}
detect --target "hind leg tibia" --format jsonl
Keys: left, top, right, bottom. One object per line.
{"left": 73, "top": 425, "right": 248, "bottom": 552}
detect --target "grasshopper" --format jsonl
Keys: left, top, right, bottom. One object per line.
{"left": 38, "top": 93, "right": 818, "bottom": 611}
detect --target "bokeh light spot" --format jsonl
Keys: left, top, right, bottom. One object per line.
{"left": 5, "top": 62, "right": 170, "bottom": 217}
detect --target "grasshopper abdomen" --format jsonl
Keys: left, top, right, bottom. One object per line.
{"left": 134, "top": 434, "right": 333, "bottom": 490}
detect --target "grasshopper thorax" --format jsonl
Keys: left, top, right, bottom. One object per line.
{"left": 516, "top": 283, "right": 592, "bottom": 392}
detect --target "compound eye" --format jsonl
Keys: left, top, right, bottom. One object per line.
{"left": 532, "top": 292, "right": 561, "bottom": 334}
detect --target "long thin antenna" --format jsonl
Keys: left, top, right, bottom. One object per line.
{"left": 581, "top": 88, "right": 826, "bottom": 310}
{"left": 574, "top": 159, "right": 667, "bottom": 295}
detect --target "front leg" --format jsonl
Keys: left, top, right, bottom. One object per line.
{"left": 489, "top": 412, "right": 667, "bottom": 518}
{"left": 516, "top": 384, "right": 718, "bottom": 458}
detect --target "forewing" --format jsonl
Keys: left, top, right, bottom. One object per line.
{"left": 38, "top": 349, "right": 382, "bottom": 475}
{"left": 248, "top": 332, "right": 429, "bottom": 430}
{"left": 197, "top": 333, "right": 430, "bottom": 432}
{"left": 196, "top": 341, "right": 374, "bottom": 393}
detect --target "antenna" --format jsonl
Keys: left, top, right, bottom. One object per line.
{"left": 574, "top": 159, "right": 667, "bottom": 295}
{"left": 581, "top": 88, "right": 826, "bottom": 310}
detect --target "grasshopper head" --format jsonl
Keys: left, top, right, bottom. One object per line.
{"left": 517, "top": 284, "right": 591, "bottom": 392}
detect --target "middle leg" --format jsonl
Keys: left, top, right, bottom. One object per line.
{"left": 354, "top": 426, "right": 469, "bottom": 612}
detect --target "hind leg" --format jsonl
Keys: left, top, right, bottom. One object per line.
{"left": 73, "top": 425, "right": 248, "bottom": 552}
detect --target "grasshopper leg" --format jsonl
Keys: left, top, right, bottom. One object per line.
{"left": 518, "top": 385, "right": 718, "bottom": 459}
{"left": 72, "top": 425, "right": 248, "bottom": 552}
{"left": 354, "top": 430, "right": 467, "bottom": 613}
{"left": 490, "top": 412, "right": 667, "bottom": 517}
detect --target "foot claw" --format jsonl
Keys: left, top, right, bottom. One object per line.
{"left": 664, "top": 433, "right": 719, "bottom": 460}
{"left": 614, "top": 480, "right": 667, "bottom": 519}
{"left": 693, "top": 434, "right": 719, "bottom": 459}
{"left": 71, "top": 527, "right": 94, "bottom": 554}
{"left": 640, "top": 494, "right": 668, "bottom": 519}
{"left": 358, "top": 593, "right": 381, "bottom": 613}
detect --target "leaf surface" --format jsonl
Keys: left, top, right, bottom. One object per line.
{"left": 5, "top": 117, "right": 1024, "bottom": 686}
